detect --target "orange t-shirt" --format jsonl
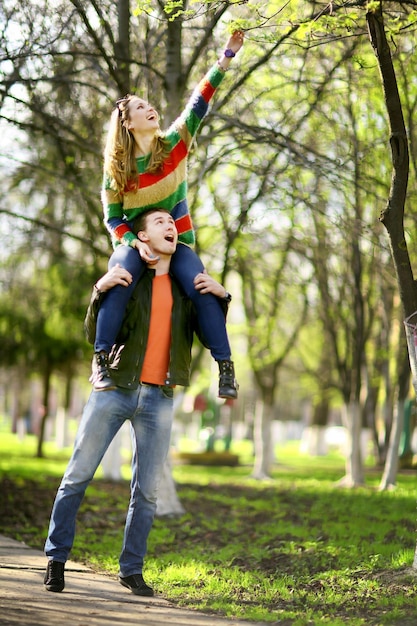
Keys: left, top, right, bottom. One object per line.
{"left": 140, "top": 274, "right": 173, "bottom": 385}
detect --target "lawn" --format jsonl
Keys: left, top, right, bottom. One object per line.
{"left": 1, "top": 426, "right": 417, "bottom": 625}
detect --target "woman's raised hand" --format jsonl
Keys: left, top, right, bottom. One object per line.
{"left": 225, "top": 30, "right": 244, "bottom": 55}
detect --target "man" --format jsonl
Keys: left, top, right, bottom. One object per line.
{"left": 43, "top": 209, "right": 232, "bottom": 596}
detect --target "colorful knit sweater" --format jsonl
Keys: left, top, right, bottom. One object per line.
{"left": 102, "top": 63, "right": 226, "bottom": 248}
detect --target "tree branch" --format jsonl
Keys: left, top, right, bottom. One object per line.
{"left": 0, "top": 208, "right": 106, "bottom": 257}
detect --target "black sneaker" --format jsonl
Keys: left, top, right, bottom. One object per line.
{"left": 44, "top": 560, "right": 65, "bottom": 592}
{"left": 119, "top": 573, "right": 154, "bottom": 596}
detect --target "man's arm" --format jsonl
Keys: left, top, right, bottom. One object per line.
{"left": 84, "top": 265, "right": 133, "bottom": 345}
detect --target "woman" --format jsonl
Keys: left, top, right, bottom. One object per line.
{"left": 93, "top": 30, "right": 244, "bottom": 399}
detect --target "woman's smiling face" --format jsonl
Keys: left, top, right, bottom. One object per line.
{"left": 127, "top": 97, "right": 160, "bottom": 133}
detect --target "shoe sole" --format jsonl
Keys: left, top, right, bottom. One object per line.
{"left": 218, "top": 391, "right": 238, "bottom": 399}
{"left": 44, "top": 583, "right": 65, "bottom": 592}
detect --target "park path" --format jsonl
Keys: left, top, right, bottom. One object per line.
{"left": 0, "top": 535, "right": 267, "bottom": 626}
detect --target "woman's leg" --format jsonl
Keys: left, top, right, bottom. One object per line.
{"left": 92, "top": 246, "right": 145, "bottom": 390}
{"left": 170, "top": 244, "right": 238, "bottom": 398}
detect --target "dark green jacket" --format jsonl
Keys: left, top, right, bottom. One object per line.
{"left": 84, "top": 269, "right": 227, "bottom": 389}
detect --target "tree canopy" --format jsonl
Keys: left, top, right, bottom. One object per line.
{"left": 1, "top": 0, "right": 417, "bottom": 478}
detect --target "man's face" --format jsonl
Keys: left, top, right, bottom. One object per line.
{"left": 140, "top": 211, "right": 178, "bottom": 256}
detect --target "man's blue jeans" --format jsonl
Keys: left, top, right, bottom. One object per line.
{"left": 44, "top": 384, "right": 173, "bottom": 577}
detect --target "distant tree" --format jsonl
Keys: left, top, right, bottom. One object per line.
{"left": 364, "top": 6, "right": 417, "bottom": 490}
{"left": 235, "top": 224, "right": 309, "bottom": 479}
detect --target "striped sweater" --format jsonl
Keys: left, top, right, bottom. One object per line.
{"left": 103, "top": 63, "right": 226, "bottom": 248}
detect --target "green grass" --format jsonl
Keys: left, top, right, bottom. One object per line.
{"left": 1, "top": 426, "right": 417, "bottom": 625}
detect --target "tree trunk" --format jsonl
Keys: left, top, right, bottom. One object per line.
{"left": 379, "top": 398, "right": 404, "bottom": 491}
{"left": 164, "top": 13, "right": 184, "bottom": 123}
{"left": 366, "top": 8, "right": 415, "bottom": 315}
{"left": 366, "top": 5, "right": 417, "bottom": 564}
{"left": 101, "top": 426, "right": 124, "bottom": 481}
{"left": 379, "top": 328, "right": 411, "bottom": 489}
{"left": 36, "top": 364, "right": 51, "bottom": 458}
{"left": 304, "top": 397, "right": 329, "bottom": 456}
{"left": 116, "top": 0, "right": 131, "bottom": 94}
{"left": 154, "top": 392, "right": 186, "bottom": 516}
{"left": 251, "top": 399, "right": 273, "bottom": 479}
{"left": 156, "top": 457, "right": 185, "bottom": 517}
{"left": 338, "top": 402, "right": 364, "bottom": 486}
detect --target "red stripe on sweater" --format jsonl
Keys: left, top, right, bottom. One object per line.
{"left": 125, "top": 140, "right": 188, "bottom": 192}
{"left": 199, "top": 78, "right": 215, "bottom": 102}
{"left": 175, "top": 213, "right": 193, "bottom": 235}
{"left": 114, "top": 224, "right": 131, "bottom": 239}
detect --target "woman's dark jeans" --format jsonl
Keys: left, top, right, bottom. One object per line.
{"left": 94, "top": 243, "right": 231, "bottom": 361}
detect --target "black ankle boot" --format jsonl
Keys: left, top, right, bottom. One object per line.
{"left": 44, "top": 560, "right": 65, "bottom": 592}
{"left": 217, "top": 360, "right": 238, "bottom": 399}
{"left": 91, "top": 351, "right": 117, "bottom": 391}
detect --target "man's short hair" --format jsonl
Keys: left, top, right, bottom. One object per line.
{"left": 132, "top": 208, "right": 171, "bottom": 234}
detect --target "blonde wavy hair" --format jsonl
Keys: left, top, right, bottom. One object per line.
{"left": 103, "top": 94, "right": 171, "bottom": 194}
